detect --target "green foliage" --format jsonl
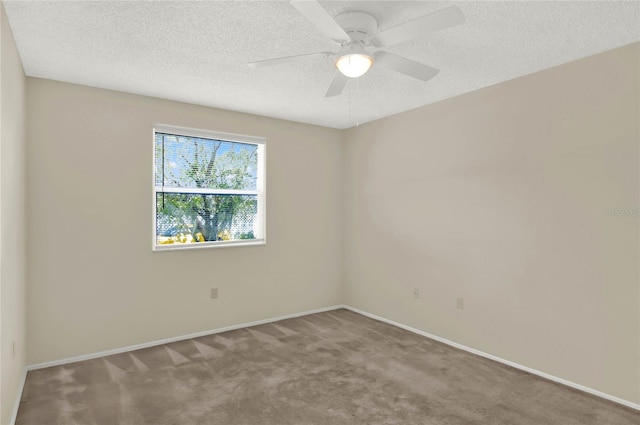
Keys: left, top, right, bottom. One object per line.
{"left": 237, "top": 231, "right": 255, "bottom": 240}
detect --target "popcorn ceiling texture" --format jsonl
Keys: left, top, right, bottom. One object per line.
{"left": 3, "top": 1, "right": 639, "bottom": 129}
{"left": 15, "top": 310, "right": 640, "bottom": 424}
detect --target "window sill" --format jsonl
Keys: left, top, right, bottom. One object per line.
{"left": 153, "top": 239, "right": 266, "bottom": 252}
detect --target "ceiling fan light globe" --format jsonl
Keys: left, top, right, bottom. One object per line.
{"left": 336, "top": 53, "right": 373, "bottom": 78}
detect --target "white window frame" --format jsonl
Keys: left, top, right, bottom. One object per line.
{"left": 152, "top": 124, "right": 266, "bottom": 251}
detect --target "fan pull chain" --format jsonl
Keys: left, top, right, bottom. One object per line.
{"left": 347, "top": 78, "right": 360, "bottom": 128}
{"left": 356, "top": 78, "right": 360, "bottom": 127}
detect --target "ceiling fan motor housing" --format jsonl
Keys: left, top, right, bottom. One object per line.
{"left": 249, "top": 2, "right": 464, "bottom": 97}
{"left": 335, "top": 12, "right": 378, "bottom": 43}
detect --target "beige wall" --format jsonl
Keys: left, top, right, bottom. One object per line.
{"left": 343, "top": 43, "right": 640, "bottom": 404}
{"left": 26, "top": 79, "right": 344, "bottom": 365}
{"left": 0, "top": 4, "right": 27, "bottom": 424}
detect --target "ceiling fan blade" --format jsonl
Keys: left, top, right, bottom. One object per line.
{"left": 290, "top": 0, "right": 350, "bottom": 42}
{"left": 374, "top": 52, "right": 439, "bottom": 81}
{"left": 373, "top": 5, "right": 464, "bottom": 47}
{"left": 325, "top": 71, "right": 348, "bottom": 97}
{"left": 248, "top": 52, "right": 330, "bottom": 68}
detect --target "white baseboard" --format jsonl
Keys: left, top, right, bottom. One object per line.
{"left": 27, "top": 304, "right": 347, "bottom": 371}
{"left": 9, "top": 368, "right": 27, "bottom": 425}
{"left": 343, "top": 305, "right": 640, "bottom": 412}
{"left": 13, "top": 302, "right": 638, "bottom": 423}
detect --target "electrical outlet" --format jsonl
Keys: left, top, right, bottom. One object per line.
{"left": 210, "top": 288, "right": 218, "bottom": 299}
{"left": 456, "top": 297, "right": 464, "bottom": 310}
{"left": 413, "top": 288, "right": 420, "bottom": 299}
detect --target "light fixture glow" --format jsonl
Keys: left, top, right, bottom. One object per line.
{"left": 336, "top": 53, "right": 373, "bottom": 78}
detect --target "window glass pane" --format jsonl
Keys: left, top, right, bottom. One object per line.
{"left": 155, "top": 133, "right": 258, "bottom": 191}
{"left": 156, "top": 193, "right": 257, "bottom": 244}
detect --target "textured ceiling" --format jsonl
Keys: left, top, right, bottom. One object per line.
{"left": 4, "top": 1, "right": 639, "bottom": 129}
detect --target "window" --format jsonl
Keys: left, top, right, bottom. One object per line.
{"left": 153, "top": 125, "right": 265, "bottom": 250}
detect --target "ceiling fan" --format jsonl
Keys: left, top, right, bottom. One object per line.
{"left": 248, "top": 1, "right": 465, "bottom": 97}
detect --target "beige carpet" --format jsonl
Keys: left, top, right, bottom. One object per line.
{"left": 16, "top": 309, "right": 639, "bottom": 424}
